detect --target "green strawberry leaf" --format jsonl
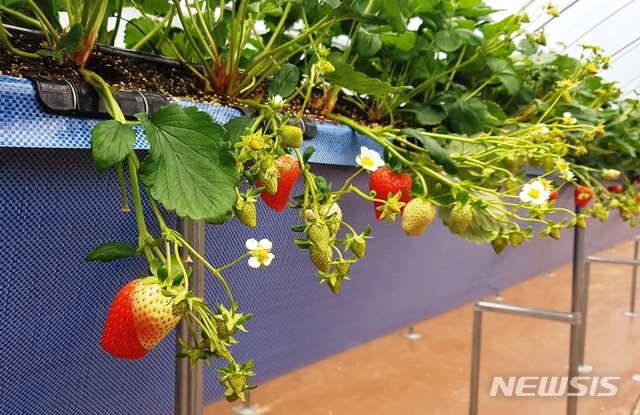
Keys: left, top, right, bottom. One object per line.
{"left": 136, "top": 104, "right": 240, "bottom": 224}
{"left": 86, "top": 242, "right": 137, "bottom": 262}
{"left": 415, "top": 105, "right": 447, "bottom": 126}
{"left": 380, "top": 32, "right": 416, "bottom": 51}
{"left": 486, "top": 57, "right": 520, "bottom": 96}
{"left": 400, "top": 128, "right": 458, "bottom": 174}
{"left": 303, "top": 146, "right": 316, "bottom": 163}
{"left": 445, "top": 97, "right": 486, "bottom": 135}
{"left": 90, "top": 120, "right": 137, "bottom": 173}
{"left": 326, "top": 52, "right": 409, "bottom": 96}
{"left": 269, "top": 63, "right": 300, "bottom": 98}
{"left": 435, "top": 30, "right": 462, "bottom": 52}
{"left": 56, "top": 23, "right": 83, "bottom": 54}
{"left": 356, "top": 28, "right": 382, "bottom": 57}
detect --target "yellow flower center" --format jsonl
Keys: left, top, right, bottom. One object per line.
{"left": 253, "top": 249, "right": 269, "bottom": 263}
{"left": 361, "top": 156, "right": 374, "bottom": 168}
{"left": 528, "top": 189, "right": 540, "bottom": 200}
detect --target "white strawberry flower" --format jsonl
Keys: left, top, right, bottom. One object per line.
{"left": 556, "top": 157, "right": 575, "bottom": 181}
{"left": 563, "top": 112, "right": 577, "bottom": 125}
{"left": 270, "top": 95, "right": 284, "bottom": 110}
{"left": 519, "top": 179, "right": 551, "bottom": 205}
{"left": 245, "top": 238, "right": 275, "bottom": 268}
{"left": 356, "top": 146, "right": 385, "bottom": 172}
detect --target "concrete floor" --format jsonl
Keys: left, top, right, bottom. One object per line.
{"left": 205, "top": 238, "right": 640, "bottom": 415}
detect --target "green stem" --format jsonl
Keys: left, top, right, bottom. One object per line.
{"left": 217, "top": 253, "right": 251, "bottom": 272}
{"left": 127, "top": 156, "right": 153, "bottom": 246}
{"left": 174, "top": 234, "right": 235, "bottom": 308}
{"left": 117, "top": 163, "right": 130, "bottom": 212}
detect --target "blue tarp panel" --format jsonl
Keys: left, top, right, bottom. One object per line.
{"left": 1, "top": 75, "right": 636, "bottom": 414}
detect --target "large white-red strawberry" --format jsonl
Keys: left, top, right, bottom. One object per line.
{"left": 101, "top": 279, "right": 149, "bottom": 360}
{"left": 131, "top": 279, "right": 183, "bottom": 350}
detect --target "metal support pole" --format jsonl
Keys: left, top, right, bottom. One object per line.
{"left": 469, "top": 306, "right": 482, "bottom": 415}
{"left": 176, "top": 218, "right": 205, "bottom": 415}
{"left": 627, "top": 235, "right": 640, "bottom": 316}
{"left": 577, "top": 259, "right": 592, "bottom": 374}
{"left": 402, "top": 325, "right": 422, "bottom": 340}
{"left": 469, "top": 301, "right": 579, "bottom": 415}
{"left": 568, "top": 204, "right": 587, "bottom": 415}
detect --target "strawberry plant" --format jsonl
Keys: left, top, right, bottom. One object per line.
{"left": 6, "top": 0, "right": 640, "bottom": 406}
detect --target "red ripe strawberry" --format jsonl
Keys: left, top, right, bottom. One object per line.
{"left": 131, "top": 280, "right": 182, "bottom": 350}
{"left": 574, "top": 186, "right": 593, "bottom": 208}
{"left": 101, "top": 280, "right": 149, "bottom": 360}
{"left": 258, "top": 154, "right": 300, "bottom": 212}
{"left": 369, "top": 167, "right": 412, "bottom": 220}
{"left": 549, "top": 190, "right": 558, "bottom": 201}
{"left": 607, "top": 185, "right": 623, "bottom": 194}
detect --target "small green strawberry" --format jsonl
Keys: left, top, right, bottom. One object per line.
{"left": 215, "top": 318, "right": 235, "bottom": 342}
{"left": 491, "top": 236, "right": 509, "bottom": 255}
{"left": 336, "top": 260, "right": 351, "bottom": 274}
{"left": 234, "top": 199, "right": 257, "bottom": 228}
{"left": 308, "top": 221, "right": 331, "bottom": 251}
{"left": 401, "top": 198, "right": 436, "bottom": 237}
{"left": 549, "top": 227, "right": 561, "bottom": 240}
{"left": 448, "top": 203, "right": 474, "bottom": 235}
{"left": 310, "top": 245, "right": 332, "bottom": 273}
{"left": 350, "top": 239, "right": 366, "bottom": 259}
{"left": 327, "top": 278, "right": 342, "bottom": 294}
{"left": 575, "top": 216, "right": 587, "bottom": 229}
{"left": 509, "top": 232, "right": 524, "bottom": 247}
{"left": 258, "top": 167, "right": 279, "bottom": 195}
{"left": 281, "top": 125, "right": 303, "bottom": 148}
{"left": 229, "top": 374, "right": 248, "bottom": 395}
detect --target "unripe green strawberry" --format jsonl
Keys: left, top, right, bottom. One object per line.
{"left": 234, "top": 200, "right": 257, "bottom": 228}
{"left": 229, "top": 374, "right": 248, "bottom": 395}
{"left": 328, "top": 278, "right": 342, "bottom": 295}
{"left": 260, "top": 156, "right": 274, "bottom": 171}
{"left": 575, "top": 216, "right": 587, "bottom": 229}
{"left": 491, "top": 236, "right": 508, "bottom": 255}
{"left": 502, "top": 157, "right": 523, "bottom": 174}
{"left": 310, "top": 246, "right": 332, "bottom": 273}
{"left": 528, "top": 157, "right": 543, "bottom": 169}
{"left": 401, "top": 198, "right": 436, "bottom": 237}
{"left": 509, "top": 232, "right": 524, "bottom": 247}
{"left": 448, "top": 204, "right": 474, "bottom": 235}
{"left": 560, "top": 90, "right": 572, "bottom": 103}
{"left": 172, "top": 299, "right": 188, "bottom": 316}
{"left": 308, "top": 222, "right": 331, "bottom": 251}
{"left": 350, "top": 240, "right": 366, "bottom": 259}
{"left": 543, "top": 156, "right": 556, "bottom": 172}
{"left": 336, "top": 261, "right": 350, "bottom": 274}
{"left": 258, "top": 168, "right": 278, "bottom": 195}
{"left": 549, "top": 227, "right": 561, "bottom": 240}
{"left": 215, "top": 319, "right": 236, "bottom": 342}
{"left": 281, "top": 125, "right": 303, "bottom": 148}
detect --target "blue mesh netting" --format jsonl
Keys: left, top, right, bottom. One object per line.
{"left": 1, "top": 75, "right": 638, "bottom": 413}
